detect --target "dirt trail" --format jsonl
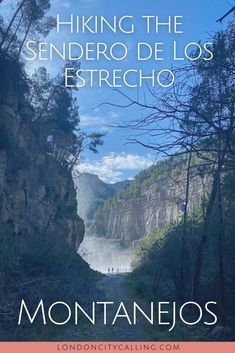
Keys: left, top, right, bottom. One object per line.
{"left": 64, "top": 274, "right": 148, "bottom": 341}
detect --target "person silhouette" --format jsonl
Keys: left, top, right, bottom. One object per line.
{"left": 108, "top": 268, "right": 110, "bottom": 273}
{"left": 111, "top": 267, "right": 114, "bottom": 273}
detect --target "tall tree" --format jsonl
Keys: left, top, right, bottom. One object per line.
{"left": 30, "top": 64, "right": 104, "bottom": 169}
{"left": 0, "top": 0, "right": 55, "bottom": 57}
{"left": 103, "top": 22, "right": 235, "bottom": 309}
{"left": 0, "top": 0, "right": 27, "bottom": 49}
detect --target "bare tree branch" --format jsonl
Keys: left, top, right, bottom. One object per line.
{"left": 216, "top": 5, "right": 235, "bottom": 23}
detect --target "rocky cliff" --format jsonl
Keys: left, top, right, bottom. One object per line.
{"left": 0, "top": 55, "right": 103, "bottom": 341}
{"left": 0, "top": 56, "right": 84, "bottom": 252}
{"left": 89, "top": 159, "right": 210, "bottom": 247}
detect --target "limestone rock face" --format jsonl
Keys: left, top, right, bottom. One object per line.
{"left": 0, "top": 82, "right": 84, "bottom": 251}
{"left": 89, "top": 170, "right": 209, "bottom": 247}
{"left": 74, "top": 172, "right": 130, "bottom": 224}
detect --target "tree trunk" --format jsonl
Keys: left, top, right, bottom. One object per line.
{"left": 192, "top": 169, "right": 219, "bottom": 300}
{"left": 5, "top": 12, "right": 24, "bottom": 52}
{"left": 217, "top": 130, "right": 226, "bottom": 323}
{"left": 192, "top": 141, "right": 227, "bottom": 302}
{"left": 153, "top": 267, "right": 163, "bottom": 295}
{"left": 17, "top": 20, "right": 32, "bottom": 58}
{"left": 217, "top": 166, "right": 225, "bottom": 323}
{"left": 180, "top": 143, "right": 193, "bottom": 301}
{"left": 37, "top": 86, "right": 58, "bottom": 120}
{"left": 69, "top": 144, "right": 84, "bottom": 171}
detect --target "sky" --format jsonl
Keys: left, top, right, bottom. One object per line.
{"left": 1, "top": 0, "right": 232, "bottom": 183}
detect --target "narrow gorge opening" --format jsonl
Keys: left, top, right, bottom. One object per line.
{"left": 78, "top": 236, "right": 133, "bottom": 274}
{"left": 75, "top": 173, "right": 134, "bottom": 274}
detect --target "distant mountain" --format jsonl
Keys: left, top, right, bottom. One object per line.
{"left": 74, "top": 173, "right": 131, "bottom": 226}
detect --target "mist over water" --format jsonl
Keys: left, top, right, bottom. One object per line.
{"left": 78, "top": 236, "right": 133, "bottom": 274}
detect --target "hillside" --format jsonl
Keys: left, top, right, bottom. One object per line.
{"left": 74, "top": 172, "right": 131, "bottom": 225}
{"left": 89, "top": 156, "right": 210, "bottom": 246}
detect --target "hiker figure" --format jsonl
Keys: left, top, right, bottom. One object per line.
{"left": 111, "top": 267, "right": 114, "bottom": 273}
{"left": 108, "top": 268, "right": 110, "bottom": 273}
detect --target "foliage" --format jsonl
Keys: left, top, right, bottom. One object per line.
{"left": 131, "top": 171, "right": 235, "bottom": 310}
{"left": 120, "top": 20, "right": 235, "bottom": 328}
{"left": 0, "top": 0, "right": 105, "bottom": 341}
{"left": 0, "top": 228, "right": 103, "bottom": 340}
{"left": 0, "top": 0, "right": 56, "bottom": 57}
{"left": 29, "top": 64, "right": 104, "bottom": 169}
{"left": 100, "top": 154, "right": 192, "bottom": 210}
